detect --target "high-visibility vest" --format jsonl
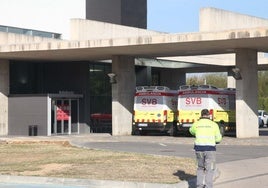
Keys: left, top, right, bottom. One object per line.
{"left": 189, "top": 118, "right": 222, "bottom": 147}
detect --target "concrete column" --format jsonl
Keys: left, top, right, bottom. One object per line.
{"left": 235, "top": 49, "right": 258, "bottom": 138}
{"left": 227, "top": 70, "right": 236, "bottom": 88}
{"left": 160, "top": 69, "right": 186, "bottom": 90}
{"left": 111, "top": 56, "right": 135, "bottom": 135}
{"left": 0, "top": 60, "right": 9, "bottom": 135}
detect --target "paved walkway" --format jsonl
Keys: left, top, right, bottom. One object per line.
{"left": 214, "top": 157, "right": 268, "bottom": 188}
{"left": 0, "top": 133, "right": 268, "bottom": 188}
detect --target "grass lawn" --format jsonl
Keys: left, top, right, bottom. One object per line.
{"left": 0, "top": 141, "right": 196, "bottom": 184}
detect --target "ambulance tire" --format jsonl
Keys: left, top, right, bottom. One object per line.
{"left": 184, "top": 130, "right": 192, "bottom": 137}
{"left": 169, "top": 123, "right": 178, "bottom": 137}
{"left": 140, "top": 130, "right": 147, "bottom": 135}
{"left": 132, "top": 129, "right": 140, "bottom": 135}
{"left": 132, "top": 129, "right": 147, "bottom": 136}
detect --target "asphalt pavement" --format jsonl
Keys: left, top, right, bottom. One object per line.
{"left": 0, "top": 129, "right": 268, "bottom": 188}
{"left": 72, "top": 141, "right": 268, "bottom": 163}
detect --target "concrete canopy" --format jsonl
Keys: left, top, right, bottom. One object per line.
{"left": 0, "top": 27, "right": 268, "bottom": 61}
{"left": 1, "top": 26, "right": 267, "bottom": 138}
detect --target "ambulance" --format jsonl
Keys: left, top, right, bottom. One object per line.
{"left": 177, "top": 85, "right": 236, "bottom": 136}
{"left": 132, "top": 86, "right": 178, "bottom": 136}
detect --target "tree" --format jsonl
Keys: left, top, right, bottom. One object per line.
{"left": 186, "top": 73, "right": 227, "bottom": 88}
{"left": 258, "top": 71, "right": 268, "bottom": 111}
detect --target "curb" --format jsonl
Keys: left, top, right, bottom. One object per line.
{"left": 0, "top": 175, "right": 190, "bottom": 188}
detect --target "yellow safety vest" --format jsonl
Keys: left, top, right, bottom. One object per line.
{"left": 189, "top": 118, "right": 222, "bottom": 148}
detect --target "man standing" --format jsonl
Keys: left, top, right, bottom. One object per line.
{"left": 189, "top": 109, "right": 222, "bottom": 188}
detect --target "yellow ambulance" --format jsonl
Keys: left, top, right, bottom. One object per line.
{"left": 132, "top": 86, "right": 178, "bottom": 136}
{"left": 177, "top": 85, "right": 236, "bottom": 136}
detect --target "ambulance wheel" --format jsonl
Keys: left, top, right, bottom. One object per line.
{"left": 132, "top": 129, "right": 141, "bottom": 135}
{"left": 184, "top": 131, "right": 192, "bottom": 137}
{"left": 140, "top": 131, "right": 148, "bottom": 135}
{"left": 169, "top": 124, "right": 178, "bottom": 137}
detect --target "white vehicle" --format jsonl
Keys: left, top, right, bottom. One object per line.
{"left": 177, "top": 85, "right": 236, "bottom": 136}
{"left": 132, "top": 86, "right": 178, "bottom": 136}
{"left": 258, "top": 110, "right": 268, "bottom": 127}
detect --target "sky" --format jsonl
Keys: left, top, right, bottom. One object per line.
{"left": 0, "top": 0, "right": 267, "bottom": 39}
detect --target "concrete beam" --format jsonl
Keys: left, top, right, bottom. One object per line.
{"left": 2, "top": 26, "right": 268, "bottom": 61}
{"left": 111, "top": 56, "right": 135, "bottom": 135}
{"left": 235, "top": 49, "right": 259, "bottom": 138}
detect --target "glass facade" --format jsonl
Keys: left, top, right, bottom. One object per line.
{"left": 89, "top": 63, "right": 112, "bottom": 114}
{"left": 152, "top": 69, "right": 161, "bottom": 86}
{"left": 10, "top": 61, "right": 112, "bottom": 129}
{"left": 0, "top": 25, "right": 61, "bottom": 39}
{"left": 9, "top": 61, "right": 160, "bottom": 133}
{"left": 10, "top": 62, "right": 44, "bottom": 94}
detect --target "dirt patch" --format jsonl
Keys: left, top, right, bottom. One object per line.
{"left": 21, "top": 163, "right": 73, "bottom": 176}
{"left": 0, "top": 141, "right": 196, "bottom": 184}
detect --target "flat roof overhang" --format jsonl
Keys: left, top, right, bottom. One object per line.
{"left": 0, "top": 27, "right": 268, "bottom": 62}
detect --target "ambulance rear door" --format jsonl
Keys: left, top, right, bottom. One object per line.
{"left": 134, "top": 91, "right": 165, "bottom": 125}
{"left": 178, "top": 90, "right": 209, "bottom": 127}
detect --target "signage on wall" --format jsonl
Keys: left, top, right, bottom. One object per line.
{"left": 56, "top": 105, "right": 70, "bottom": 120}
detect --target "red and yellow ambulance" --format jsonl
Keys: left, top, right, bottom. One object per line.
{"left": 132, "top": 86, "right": 178, "bottom": 136}
{"left": 177, "top": 85, "right": 236, "bottom": 136}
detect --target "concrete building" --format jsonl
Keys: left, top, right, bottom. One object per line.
{"left": 86, "top": 0, "right": 147, "bottom": 29}
{"left": 0, "top": 5, "right": 267, "bottom": 138}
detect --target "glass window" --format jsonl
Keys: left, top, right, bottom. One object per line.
{"left": 89, "top": 64, "right": 112, "bottom": 114}
{"left": 10, "top": 62, "right": 40, "bottom": 94}
{"left": 151, "top": 70, "right": 160, "bottom": 86}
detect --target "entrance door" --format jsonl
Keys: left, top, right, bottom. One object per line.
{"left": 51, "top": 98, "right": 79, "bottom": 135}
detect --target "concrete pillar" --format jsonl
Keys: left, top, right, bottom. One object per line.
{"left": 227, "top": 70, "right": 236, "bottom": 88}
{"left": 0, "top": 60, "right": 9, "bottom": 135}
{"left": 160, "top": 69, "right": 186, "bottom": 90}
{"left": 111, "top": 56, "right": 135, "bottom": 135}
{"left": 235, "top": 49, "right": 258, "bottom": 138}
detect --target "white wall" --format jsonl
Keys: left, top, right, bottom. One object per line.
{"left": 70, "top": 18, "right": 164, "bottom": 41}
{"left": 200, "top": 7, "right": 268, "bottom": 32}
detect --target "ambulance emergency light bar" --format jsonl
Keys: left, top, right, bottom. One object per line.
{"left": 136, "top": 86, "right": 170, "bottom": 92}
{"left": 179, "top": 85, "right": 218, "bottom": 90}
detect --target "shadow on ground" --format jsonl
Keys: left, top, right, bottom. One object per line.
{"left": 173, "top": 170, "right": 196, "bottom": 188}
{"left": 173, "top": 170, "right": 196, "bottom": 181}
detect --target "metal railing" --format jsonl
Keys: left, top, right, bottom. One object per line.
{"left": 0, "top": 25, "right": 61, "bottom": 39}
